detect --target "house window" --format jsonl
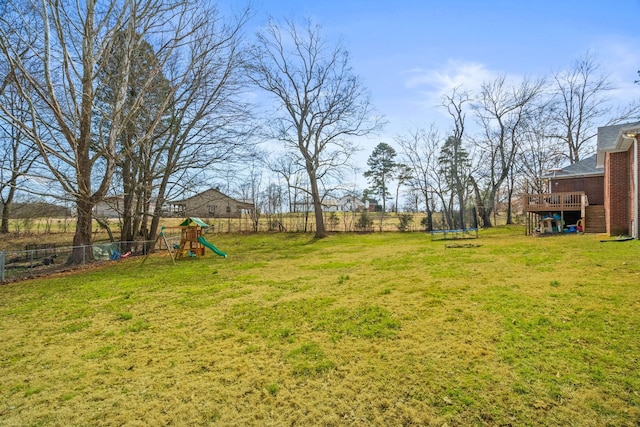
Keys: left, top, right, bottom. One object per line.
{"left": 209, "top": 205, "right": 216, "bottom": 214}
{"left": 226, "top": 206, "right": 231, "bottom": 213}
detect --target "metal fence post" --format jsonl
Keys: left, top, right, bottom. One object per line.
{"left": 1, "top": 251, "right": 5, "bottom": 282}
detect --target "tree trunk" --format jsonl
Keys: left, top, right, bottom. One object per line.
{"left": 307, "top": 168, "right": 326, "bottom": 238}
{"left": 70, "top": 198, "right": 94, "bottom": 264}
{"left": 469, "top": 174, "right": 492, "bottom": 228}
{"left": 1, "top": 202, "right": 10, "bottom": 233}
{"left": 458, "top": 201, "right": 465, "bottom": 228}
{"left": 425, "top": 208, "right": 433, "bottom": 232}
{"left": 423, "top": 189, "right": 433, "bottom": 231}
{"left": 95, "top": 217, "right": 115, "bottom": 242}
{"left": 506, "top": 186, "right": 514, "bottom": 225}
{"left": 456, "top": 183, "right": 465, "bottom": 229}
{"left": 120, "top": 145, "right": 135, "bottom": 251}
{"left": 1, "top": 182, "right": 16, "bottom": 233}
{"left": 149, "top": 194, "right": 166, "bottom": 245}
{"left": 395, "top": 188, "right": 399, "bottom": 214}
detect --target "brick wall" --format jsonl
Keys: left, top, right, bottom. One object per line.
{"left": 632, "top": 137, "right": 639, "bottom": 237}
{"left": 605, "top": 151, "right": 630, "bottom": 235}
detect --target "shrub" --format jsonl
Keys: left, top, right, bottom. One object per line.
{"left": 355, "top": 212, "right": 373, "bottom": 232}
{"left": 327, "top": 212, "right": 340, "bottom": 231}
{"left": 397, "top": 214, "right": 413, "bottom": 231}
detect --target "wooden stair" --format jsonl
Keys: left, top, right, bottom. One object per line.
{"left": 584, "top": 205, "right": 606, "bottom": 233}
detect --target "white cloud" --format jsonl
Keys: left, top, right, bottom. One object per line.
{"left": 399, "top": 60, "right": 509, "bottom": 118}
{"left": 403, "top": 60, "right": 495, "bottom": 95}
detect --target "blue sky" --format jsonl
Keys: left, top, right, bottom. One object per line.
{"left": 244, "top": 0, "right": 640, "bottom": 138}
{"left": 223, "top": 0, "right": 640, "bottom": 189}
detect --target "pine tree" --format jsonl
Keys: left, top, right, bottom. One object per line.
{"left": 364, "top": 143, "right": 398, "bottom": 212}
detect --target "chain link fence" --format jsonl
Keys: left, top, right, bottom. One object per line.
{"left": 0, "top": 237, "right": 180, "bottom": 283}
{"left": 1, "top": 211, "right": 494, "bottom": 283}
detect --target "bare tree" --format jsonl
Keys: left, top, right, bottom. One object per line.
{"left": 0, "top": 1, "right": 249, "bottom": 262}
{"left": 248, "top": 18, "right": 382, "bottom": 238}
{"left": 267, "top": 152, "right": 307, "bottom": 214}
{"left": 0, "top": 72, "right": 39, "bottom": 233}
{"left": 516, "top": 102, "right": 565, "bottom": 194}
{"left": 396, "top": 126, "right": 441, "bottom": 231}
{"left": 393, "top": 164, "right": 412, "bottom": 214}
{"left": 140, "top": 5, "right": 253, "bottom": 245}
{"left": 440, "top": 88, "right": 472, "bottom": 229}
{"left": 549, "top": 53, "right": 638, "bottom": 163}
{"left": 472, "top": 75, "right": 545, "bottom": 227}
{"left": 0, "top": 1, "right": 170, "bottom": 260}
{"left": 238, "top": 160, "right": 264, "bottom": 232}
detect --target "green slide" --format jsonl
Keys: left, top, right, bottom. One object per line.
{"left": 197, "top": 236, "right": 228, "bottom": 258}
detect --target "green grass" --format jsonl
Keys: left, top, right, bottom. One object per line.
{"left": 1, "top": 227, "right": 639, "bottom": 426}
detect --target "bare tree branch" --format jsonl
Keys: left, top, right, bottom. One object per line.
{"left": 248, "top": 18, "right": 383, "bottom": 237}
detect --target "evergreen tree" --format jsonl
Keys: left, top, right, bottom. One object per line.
{"left": 364, "top": 142, "right": 398, "bottom": 212}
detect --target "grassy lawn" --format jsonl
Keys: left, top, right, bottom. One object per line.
{"left": 1, "top": 227, "right": 639, "bottom": 426}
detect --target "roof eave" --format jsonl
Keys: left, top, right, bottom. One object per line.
{"left": 545, "top": 171, "right": 604, "bottom": 180}
{"left": 597, "top": 125, "right": 640, "bottom": 167}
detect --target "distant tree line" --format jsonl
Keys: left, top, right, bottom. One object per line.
{"left": 367, "top": 55, "right": 640, "bottom": 230}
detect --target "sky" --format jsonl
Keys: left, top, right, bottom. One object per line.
{"left": 225, "top": 0, "right": 640, "bottom": 185}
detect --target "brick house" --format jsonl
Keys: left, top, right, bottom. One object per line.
{"left": 596, "top": 121, "right": 640, "bottom": 237}
{"left": 543, "top": 154, "right": 604, "bottom": 205}
{"left": 168, "top": 188, "right": 254, "bottom": 219}
{"left": 523, "top": 154, "right": 604, "bottom": 234}
{"left": 524, "top": 120, "right": 640, "bottom": 238}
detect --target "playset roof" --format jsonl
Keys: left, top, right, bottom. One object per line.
{"left": 179, "top": 217, "right": 210, "bottom": 228}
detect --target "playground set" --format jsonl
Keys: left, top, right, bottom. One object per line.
{"left": 146, "top": 217, "right": 227, "bottom": 264}
{"left": 175, "top": 217, "right": 227, "bottom": 258}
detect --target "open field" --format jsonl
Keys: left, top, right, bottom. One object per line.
{"left": 1, "top": 210, "right": 508, "bottom": 251}
{"left": 1, "top": 227, "right": 639, "bottom": 426}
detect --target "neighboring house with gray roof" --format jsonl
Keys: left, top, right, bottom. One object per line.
{"left": 168, "top": 188, "right": 254, "bottom": 219}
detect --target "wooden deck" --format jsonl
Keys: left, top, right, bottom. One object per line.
{"left": 523, "top": 192, "right": 587, "bottom": 213}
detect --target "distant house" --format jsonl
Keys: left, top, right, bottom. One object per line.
{"left": 291, "top": 197, "right": 313, "bottom": 213}
{"left": 322, "top": 198, "right": 339, "bottom": 212}
{"left": 2, "top": 202, "right": 71, "bottom": 218}
{"left": 291, "top": 197, "right": 331, "bottom": 213}
{"left": 336, "top": 195, "right": 365, "bottom": 212}
{"left": 93, "top": 196, "right": 157, "bottom": 219}
{"left": 168, "top": 188, "right": 254, "bottom": 219}
{"left": 292, "top": 196, "right": 375, "bottom": 213}
{"left": 320, "top": 196, "right": 365, "bottom": 212}
{"left": 94, "top": 196, "right": 124, "bottom": 218}
{"left": 364, "top": 198, "right": 378, "bottom": 212}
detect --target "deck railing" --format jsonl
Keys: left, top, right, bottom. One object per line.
{"left": 523, "top": 191, "right": 586, "bottom": 212}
